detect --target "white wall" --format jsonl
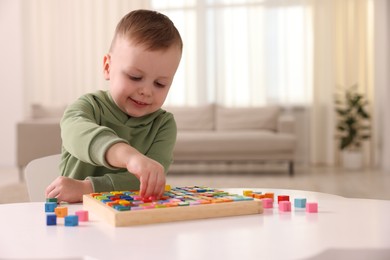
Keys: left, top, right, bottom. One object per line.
{"left": 0, "top": 0, "right": 24, "bottom": 167}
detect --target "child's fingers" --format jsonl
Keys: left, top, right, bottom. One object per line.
{"left": 45, "top": 177, "right": 59, "bottom": 197}
{"left": 139, "top": 172, "right": 150, "bottom": 198}
{"left": 155, "top": 174, "right": 166, "bottom": 199}
{"left": 46, "top": 187, "right": 59, "bottom": 201}
{"left": 143, "top": 172, "right": 157, "bottom": 199}
{"left": 141, "top": 171, "right": 165, "bottom": 199}
{"left": 45, "top": 185, "right": 53, "bottom": 198}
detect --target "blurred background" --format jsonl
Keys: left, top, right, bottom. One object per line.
{"left": 0, "top": 0, "right": 389, "bottom": 202}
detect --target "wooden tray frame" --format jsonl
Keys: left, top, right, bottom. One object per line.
{"left": 83, "top": 193, "right": 263, "bottom": 227}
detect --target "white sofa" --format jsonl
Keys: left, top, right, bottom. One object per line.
{"left": 166, "top": 104, "right": 296, "bottom": 174}
{"left": 17, "top": 104, "right": 296, "bottom": 177}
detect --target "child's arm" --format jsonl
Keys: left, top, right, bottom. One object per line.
{"left": 57, "top": 92, "right": 176, "bottom": 200}
{"left": 105, "top": 142, "right": 166, "bottom": 199}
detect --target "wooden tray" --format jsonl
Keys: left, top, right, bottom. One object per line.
{"left": 83, "top": 187, "right": 263, "bottom": 227}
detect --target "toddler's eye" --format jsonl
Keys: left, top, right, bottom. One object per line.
{"left": 155, "top": 81, "right": 166, "bottom": 88}
{"left": 129, "top": 75, "right": 142, "bottom": 81}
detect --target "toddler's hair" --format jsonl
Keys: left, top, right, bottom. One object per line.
{"left": 110, "top": 9, "right": 183, "bottom": 52}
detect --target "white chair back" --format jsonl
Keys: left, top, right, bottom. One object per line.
{"left": 24, "top": 154, "right": 61, "bottom": 202}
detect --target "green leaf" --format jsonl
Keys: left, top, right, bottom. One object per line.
{"left": 357, "top": 107, "right": 370, "bottom": 118}
{"left": 337, "top": 125, "right": 346, "bottom": 131}
{"left": 335, "top": 108, "right": 348, "bottom": 116}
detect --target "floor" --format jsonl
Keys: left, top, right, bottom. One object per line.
{"left": 1, "top": 162, "right": 390, "bottom": 204}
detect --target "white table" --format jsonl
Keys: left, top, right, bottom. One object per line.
{"left": 0, "top": 188, "right": 390, "bottom": 260}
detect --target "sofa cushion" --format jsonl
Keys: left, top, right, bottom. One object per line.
{"left": 175, "top": 131, "right": 294, "bottom": 154}
{"left": 163, "top": 104, "right": 215, "bottom": 131}
{"left": 216, "top": 105, "right": 280, "bottom": 131}
{"left": 173, "top": 130, "right": 296, "bottom": 162}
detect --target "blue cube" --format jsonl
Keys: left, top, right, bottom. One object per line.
{"left": 294, "top": 198, "right": 307, "bottom": 208}
{"left": 64, "top": 215, "right": 79, "bottom": 226}
{"left": 46, "top": 214, "right": 57, "bottom": 226}
{"left": 45, "top": 202, "right": 57, "bottom": 212}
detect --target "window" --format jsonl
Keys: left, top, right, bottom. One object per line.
{"left": 153, "top": 0, "right": 313, "bottom": 107}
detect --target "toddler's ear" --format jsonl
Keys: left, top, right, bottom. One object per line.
{"left": 103, "top": 54, "right": 111, "bottom": 80}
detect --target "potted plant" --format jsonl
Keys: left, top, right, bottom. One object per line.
{"left": 334, "top": 84, "right": 370, "bottom": 169}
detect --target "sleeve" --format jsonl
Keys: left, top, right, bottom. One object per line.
{"left": 60, "top": 95, "right": 127, "bottom": 169}
{"left": 87, "top": 172, "right": 141, "bottom": 192}
{"left": 86, "top": 113, "right": 177, "bottom": 192}
{"left": 144, "top": 113, "right": 177, "bottom": 173}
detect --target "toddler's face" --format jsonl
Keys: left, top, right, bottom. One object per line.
{"left": 104, "top": 37, "right": 181, "bottom": 117}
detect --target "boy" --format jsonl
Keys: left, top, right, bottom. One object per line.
{"left": 45, "top": 9, "right": 183, "bottom": 203}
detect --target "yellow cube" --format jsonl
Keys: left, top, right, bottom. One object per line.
{"left": 243, "top": 190, "right": 253, "bottom": 197}
{"left": 118, "top": 200, "right": 131, "bottom": 206}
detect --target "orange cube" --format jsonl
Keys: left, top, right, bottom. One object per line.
{"left": 264, "top": 193, "right": 274, "bottom": 201}
{"left": 254, "top": 194, "right": 265, "bottom": 199}
{"left": 54, "top": 207, "right": 68, "bottom": 218}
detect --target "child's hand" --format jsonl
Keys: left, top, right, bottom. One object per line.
{"left": 105, "top": 142, "right": 166, "bottom": 199}
{"left": 45, "top": 176, "right": 93, "bottom": 203}
{"left": 125, "top": 153, "right": 166, "bottom": 199}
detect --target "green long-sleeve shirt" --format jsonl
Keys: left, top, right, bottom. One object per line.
{"left": 60, "top": 90, "right": 177, "bottom": 192}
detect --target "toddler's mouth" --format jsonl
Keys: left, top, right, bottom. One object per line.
{"left": 130, "top": 98, "right": 149, "bottom": 106}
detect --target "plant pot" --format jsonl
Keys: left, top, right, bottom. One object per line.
{"left": 341, "top": 151, "right": 363, "bottom": 170}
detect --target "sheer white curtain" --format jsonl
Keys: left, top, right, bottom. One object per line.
{"left": 310, "top": 0, "right": 375, "bottom": 166}
{"left": 22, "top": 0, "right": 313, "bottom": 106}
{"left": 22, "top": 0, "right": 151, "bottom": 111}
{"left": 156, "top": 0, "right": 313, "bottom": 107}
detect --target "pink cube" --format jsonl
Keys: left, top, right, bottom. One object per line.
{"left": 262, "top": 198, "right": 273, "bottom": 208}
{"left": 279, "top": 201, "right": 291, "bottom": 212}
{"left": 75, "top": 210, "right": 89, "bottom": 221}
{"left": 306, "top": 202, "right": 318, "bottom": 213}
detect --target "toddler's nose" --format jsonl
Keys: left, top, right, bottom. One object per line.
{"left": 138, "top": 84, "right": 152, "bottom": 97}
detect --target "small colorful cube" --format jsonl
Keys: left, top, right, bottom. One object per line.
{"left": 279, "top": 201, "right": 291, "bottom": 212}
{"left": 294, "top": 198, "right": 307, "bottom": 208}
{"left": 45, "top": 202, "right": 57, "bottom": 212}
{"left": 306, "top": 202, "right": 318, "bottom": 213}
{"left": 264, "top": 193, "right": 274, "bottom": 201}
{"left": 243, "top": 190, "right": 253, "bottom": 197}
{"left": 277, "top": 195, "right": 290, "bottom": 203}
{"left": 55, "top": 207, "right": 68, "bottom": 218}
{"left": 75, "top": 210, "right": 89, "bottom": 222}
{"left": 64, "top": 215, "right": 79, "bottom": 226}
{"left": 46, "top": 198, "right": 58, "bottom": 203}
{"left": 46, "top": 214, "right": 57, "bottom": 226}
{"left": 261, "top": 198, "right": 273, "bottom": 208}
